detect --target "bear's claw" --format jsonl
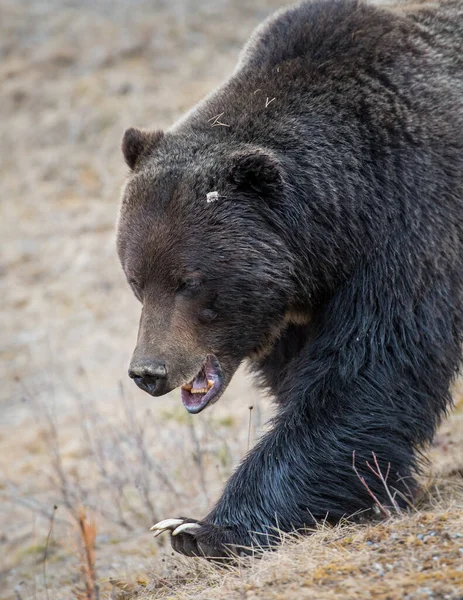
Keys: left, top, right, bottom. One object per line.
{"left": 150, "top": 517, "right": 236, "bottom": 558}
{"left": 150, "top": 518, "right": 184, "bottom": 537}
{"left": 172, "top": 522, "right": 201, "bottom": 536}
{"left": 151, "top": 517, "right": 201, "bottom": 539}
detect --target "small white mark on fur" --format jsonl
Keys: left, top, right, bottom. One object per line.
{"left": 206, "top": 191, "right": 219, "bottom": 203}
{"left": 265, "top": 97, "right": 276, "bottom": 108}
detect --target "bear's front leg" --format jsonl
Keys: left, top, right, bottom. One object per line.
{"left": 149, "top": 412, "right": 323, "bottom": 558}
{"left": 148, "top": 407, "right": 363, "bottom": 558}
{"left": 150, "top": 385, "right": 424, "bottom": 558}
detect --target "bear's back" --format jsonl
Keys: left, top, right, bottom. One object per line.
{"left": 236, "top": 0, "right": 463, "bottom": 84}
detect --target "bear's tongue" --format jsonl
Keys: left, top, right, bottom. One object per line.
{"left": 180, "top": 355, "right": 222, "bottom": 414}
{"left": 191, "top": 368, "right": 209, "bottom": 393}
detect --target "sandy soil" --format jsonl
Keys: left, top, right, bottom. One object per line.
{"left": 0, "top": 1, "right": 462, "bottom": 599}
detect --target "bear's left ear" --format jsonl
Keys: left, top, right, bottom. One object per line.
{"left": 121, "top": 127, "right": 164, "bottom": 170}
{"left": 229, "top": 150, "right": 283, "bottom": 196}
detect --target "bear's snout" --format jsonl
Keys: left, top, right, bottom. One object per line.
{"left": 128, "top": 358, "right": 169, "bottom": 396}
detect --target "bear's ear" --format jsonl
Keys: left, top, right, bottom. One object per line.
{"left": 229, "top": 150, "right": 283, "bottom": 195}
{"left": 121, "top": 127, "right": 164, "bottom": 170}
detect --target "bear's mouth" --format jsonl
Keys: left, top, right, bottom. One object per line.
{"left": 180, "top": 354, "right": 224, "bottom": 414}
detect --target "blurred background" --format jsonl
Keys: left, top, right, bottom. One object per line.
{"left": 0, "top": 1, "right": 288, "bottom": 596}
{"left": 0, "top": 1, "right": 462, "bottom": 599}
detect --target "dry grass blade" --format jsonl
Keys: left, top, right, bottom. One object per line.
{"left": 75, "top": 507, "right": 100, "bottom": 600}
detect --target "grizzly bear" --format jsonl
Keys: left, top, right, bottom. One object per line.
{"left": 117, "top": 0, "right": 463, "bottom": 557}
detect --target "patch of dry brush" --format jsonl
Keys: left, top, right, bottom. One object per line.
{"left": 134, "top": 484, "right": 463, "bottom": 600}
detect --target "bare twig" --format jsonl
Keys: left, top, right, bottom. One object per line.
{"left": 187, "top": 416, "right": 209, "bottom": 504}
{"left": 0, "top": 486, "right": 68, "bottom": 525}
{"left": 365, "top": 452, "right": 402, "bottom": 515}
{"left": 41, "top": 405, "right": 74, "bottom": 512}
{"left": 75, "top": 507, "right": 100, "bottom": 600}
{"left": 119, "top": 383, "right": 158, "bottom": 522}
{"left": 352, "top": 451, "right": 391, "bottom": 518}
{"left": 43, "top": 505, "right": 58, "bottom": 600}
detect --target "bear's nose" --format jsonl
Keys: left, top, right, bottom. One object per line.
{"left": 128, "top": 359, "right": 168, "bottom": 396}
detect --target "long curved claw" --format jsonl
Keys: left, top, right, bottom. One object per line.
{"left": 150, "top": 518, "right": 184, "bottom": 537}
{"left": 172, "top": 522, "right": 201, "bottom": 536}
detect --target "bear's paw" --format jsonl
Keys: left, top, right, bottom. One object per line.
{"left": 150, "top": 517, "right": 247, "bottom": 559}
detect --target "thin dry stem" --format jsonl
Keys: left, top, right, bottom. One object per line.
{"left": 352, "top": 450, "right": 391, "bottom": 518}
{"left": 365, "top": 452, "right": 403, "bottom": 515}
{"left": 75, "top": 507, "right": 100, "bottom": 600}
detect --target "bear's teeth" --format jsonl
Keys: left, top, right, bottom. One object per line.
{"left": 182, "top": 379, "right": 213, "bottom": 394}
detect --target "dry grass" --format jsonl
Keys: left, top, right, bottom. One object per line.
{"left": 1, "top": 1, "right": 462, "bottom": 599}
{"left": 137, "top": 492, "right": 463, "bottom": 600}
{"left": 74, "top": 508, "right": 99, "bottom": 600}
{"left": 113, "top": 384, "right": 463, "bottom": 600}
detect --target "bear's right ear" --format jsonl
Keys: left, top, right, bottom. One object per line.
{"left": 229, "top": 149, "right": 283, "bottom": 196}
{"left": 121, "top": 127, "right": 164, "bottom": 170}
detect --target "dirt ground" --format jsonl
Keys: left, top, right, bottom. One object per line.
{"left": 0, "top": 1, "right": 462, "bottom": 599}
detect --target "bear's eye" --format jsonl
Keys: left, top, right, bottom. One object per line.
{"left": 176, "top": 277, "right": 202, "bottom": 295}
{"left": 199, "top": 308, "right": 218, "bottom": 323}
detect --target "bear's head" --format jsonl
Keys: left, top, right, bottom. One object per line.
{"left": 117, "top": 126, "right": 296, "bottom": 413}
